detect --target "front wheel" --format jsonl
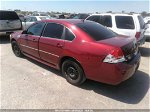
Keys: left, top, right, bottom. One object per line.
{"left": 62, "top": 60, "right": 86, "bottom": 86}
{"left": 11, "top": 41, "right": 23, "bottom": 57}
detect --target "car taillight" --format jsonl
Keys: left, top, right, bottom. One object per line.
{"left": 103, "top": 48, "right": 126, "bottom": 63}
{"left": 135, "top": 32, "right": 141, "bottom": 40}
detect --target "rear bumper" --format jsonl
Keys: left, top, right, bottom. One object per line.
{"left": 84, "top": 52, "right": 141, "bottom": 85}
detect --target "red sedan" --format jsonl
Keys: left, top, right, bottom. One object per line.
{"left": 10, "top": 19, "right": 140, "bottom": 86}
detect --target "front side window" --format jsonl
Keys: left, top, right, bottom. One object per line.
{"left": 27, "top": 22, "right": 45, "bottom": 36}
{"left": 64, "top": 28, "right": 75, "bottom": 41}
{"left": 115, "top": 16, "right": 135, "bottom": 29}
{"left": 42, "top": 23, "right": 64, "bottom": 39}
{"left": 100, "top": 15, "right": 112, "bottom": 27}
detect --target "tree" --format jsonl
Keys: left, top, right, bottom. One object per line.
{"left": 106, "top": 11, "right": 112, "bottom": 13}
{"left": 141, "top": 11, "right": 147, "bottom": 17}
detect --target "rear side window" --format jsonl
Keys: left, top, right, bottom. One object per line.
{"left": 27, "top": 22, "right": 45, "bottom": 36}
{"left": 65, "top": 28, "right": 75, "bottom": 41}
{"left": 86, "top": 16, "right": 100, "bottom": 23}
{"left": 115, "top": 16, "right": 135, "bottom": 29}
{"left": 76, "top": 21, "right": 117, "bottom": 41}
{"left": 0, "top": 11, "right": 19, "bottom": 20}
{"left": 100, "top": 16, "right": 112, "bottom": 27}
{"left": 138, "top": 16, "right": 145, "bottom": 29}
{"left": 42, "top": 23, "right": 64, "bottom": 39}
{"left": 87, "top": 15, "right": 112, "bottom": 27}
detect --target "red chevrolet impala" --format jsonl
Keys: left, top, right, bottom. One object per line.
{"left": 10, "top": 19, "right": 141, "bottom": 86}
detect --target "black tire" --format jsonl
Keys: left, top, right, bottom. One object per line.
{"left": 11, "top": 41, "right": 23, "bottom": 57}
{"left": 62, "top": 59, "right": 86, "bottom": 86}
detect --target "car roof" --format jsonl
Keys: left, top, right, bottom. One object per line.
{"left": 0, "top": 10, "right": 15, "bottom": 12}
{"left": 90, "top": 13, "right": 140, "bottom": 16}
{"left": 41, "top": 19, "right": 85, "bottom": 25}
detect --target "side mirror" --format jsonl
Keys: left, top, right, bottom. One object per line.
{"left": 22, "top": 30, "right": 27, "bottom": 34}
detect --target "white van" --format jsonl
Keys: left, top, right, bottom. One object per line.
{"left": 0, "top": 10, "right": 22, "bottom": 36}
{"left": 86, "top": 13, "right": 146, "bottom": 45}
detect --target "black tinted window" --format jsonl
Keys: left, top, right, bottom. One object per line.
{"left": 76, "top": 21, "right": 117, "bottom": 41}
{"left": 138, "top": 16, "right": 145, "bottom": 29}
{"left": 86, "top": 16, "right": 100, "bottom": 23}
{"left": 65, "top": 28, "right": 75, "bottom": 41}
{"left": 0, "top": 11, "right": 19, "bottom": 20}
{"left": 43, "top": 23, "right": 64, "bottom": 39}
{"left": 100, "top": 16, "right": 112, "bottom": 27}
{"left": 27, "top": 22, "right": 45, "bottom": 36}
{"left": 115, "top": 16, "right": 135, "bottom": 29}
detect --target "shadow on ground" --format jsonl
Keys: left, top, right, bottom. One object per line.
{"left": 0, "top": 36, "right": 10, "bottom": 44}
{"left": 80, "top": 70, "right": 149, "bottom": 104}
{"left": 25, "top": 56, "right": 62, "bottom": 76}
{"left": 24, "top": 56, "right": 149, "bottom": 104}
{"left": 139, "top": 46, "right": 150, "bottom": 57}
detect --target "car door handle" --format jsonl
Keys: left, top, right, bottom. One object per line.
{"left": 57, "top": 43, "right": 63, "bottom": 48}
{"left": 32, "top": 39, "right": 36, "bottom": 41}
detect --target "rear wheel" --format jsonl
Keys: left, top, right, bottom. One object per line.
{"left": 11, "top": 41, "right": 23, "bottom": 57}
{"left": 62, "top": 59, "right": 86, "bottom": 86}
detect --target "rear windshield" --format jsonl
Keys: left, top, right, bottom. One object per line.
{"left": 0, "top": 11, "right": 19, "bottom": 20}
{"left": 138, "top": 16, "right": 145, "bottom": 29}
{"left": 115, "top": 16, "right": 135, "bottom": 29}
{"left": 76, "top": 21, "right": 117, "bottom": 41}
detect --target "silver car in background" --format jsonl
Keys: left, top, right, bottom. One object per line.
{"left": 22, "top": 16, "right": 51, "bottom": 30}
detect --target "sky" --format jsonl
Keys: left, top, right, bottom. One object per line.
{"left": 0, "top": 0, "right": 150, "bottom": 13}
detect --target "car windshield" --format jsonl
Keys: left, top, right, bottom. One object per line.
{"left": 76, "top": 21, "right": 117, "bottom": 41}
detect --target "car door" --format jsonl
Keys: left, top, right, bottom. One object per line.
{"left": 39, "top": 23, "right": 65, "bottom": 65}
{"left": 19, "top": 22, "right": 45, "bottom": 58}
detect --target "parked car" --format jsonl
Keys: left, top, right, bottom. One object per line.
{"left": 22, "top": 16, "right": 50, "bottom": 30}
{"left": 0, "top": 10, "right": 22, "bottom": 36}
{"left": 58, "top": 14, "right": 66, "bottom": 19}
{"left": 32, "top": 12, "right": 50, "bottom": 17}
{"left": 86, "top": 13, "right": 146, "bottom": 45}
{"left": 10, "top": 19, "right": 140, "bottom": 86}
{"left": 67, "top": 14, "right": 77, "bottom": 19}
{"left": 144, "top": 16, "right": 150, "bottom": 41}
{"left": 73, "top": 13, "right": 90, "bottom": 19}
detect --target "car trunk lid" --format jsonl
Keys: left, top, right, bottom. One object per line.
{"left": 97, "top": 36, "right": 138, "bottom": 61}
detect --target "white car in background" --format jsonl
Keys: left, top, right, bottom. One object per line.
{"left": 144, "top": 16, "right": 150, "bottom": 41}
{"left": 0, "top": 10, "right": 22, "bottom": 36}
{"left": 22, "top": 16, "right": 50, "bottom": 30}
{"left": 86, "top": 13, "right": 146, "bottom": 45}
